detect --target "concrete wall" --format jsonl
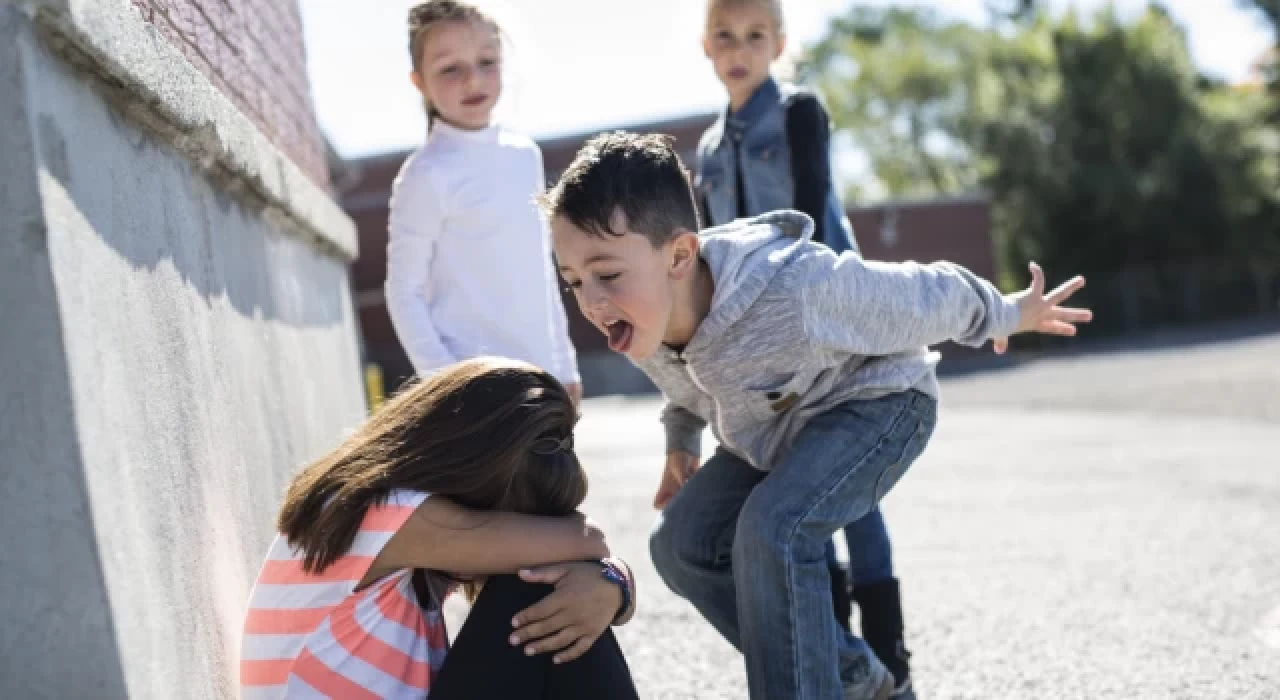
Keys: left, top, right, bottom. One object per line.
{"left": 0, "top": 2, "right": 364, "bottom": 698}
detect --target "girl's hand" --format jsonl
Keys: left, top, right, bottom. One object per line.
{"left": 993, "top": 262, "right": 1093, "bottom": 354}
{"left": 509, "top": 561, "right": 624, "bottom": 663}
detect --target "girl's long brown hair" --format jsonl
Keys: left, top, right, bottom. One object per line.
{"left": 279, "top": 357, "right": 586, "bottom": 573}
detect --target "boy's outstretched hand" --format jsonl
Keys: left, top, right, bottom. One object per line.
{"left": 994, "top": 262, "right": 1094, "bottom": 354}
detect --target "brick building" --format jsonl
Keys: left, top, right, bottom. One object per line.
{"left": 341, "top": 113, "right": 997, "bottom": 395}
{"left": 129, "top": 0, "right": 331, "bottom": 185}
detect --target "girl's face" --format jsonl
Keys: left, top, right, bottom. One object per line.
{"left": 703, "top": 4, "right": 785, "bottom": 110}
{"left": 411, "top": 19, "right": 502, "bottom": 130}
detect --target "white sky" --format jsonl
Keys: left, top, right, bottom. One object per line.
{"left": 300, "top": 0, "right": 1275, "bottom": 159}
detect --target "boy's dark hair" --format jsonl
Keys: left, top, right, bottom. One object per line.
{"left": 542, "top": 132, "right": 701, "bottom": 248}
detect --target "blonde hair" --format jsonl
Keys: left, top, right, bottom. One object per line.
{"left": 407, "top": 1, "right": 502, "bottom": 122}
{"left": 705, "top": 0, "right": 785, "bottom": 34}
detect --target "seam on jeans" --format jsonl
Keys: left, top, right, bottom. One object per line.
{"left": 780, "top": 394, "right": 918, "bottom": 693}
{"left": 872, "top": 396, "right": 934, "bottom": 502}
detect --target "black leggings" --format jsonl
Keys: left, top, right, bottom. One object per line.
{"left": 430, "top": 575, "right": 640, "bottom": 699}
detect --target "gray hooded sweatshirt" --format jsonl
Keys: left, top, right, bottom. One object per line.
{"left": 637, "top": 210, "right": 1021, "bottom": 471}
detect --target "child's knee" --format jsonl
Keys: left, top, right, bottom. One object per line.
{"left": 733, "top": 497, "right": 786, "bottom": 558}
{"left": 473, "top": 575, "right": 555, "bottom": 617}
{"left": 648, "top": 513, "right": 687, "bottom": 574}
{"left": 733, "top": 496, "right": 825, "bottom": 564}
{"left": 649, "top": 509, "right": 718, "bottom": 575}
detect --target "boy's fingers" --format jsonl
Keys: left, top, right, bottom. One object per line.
{"left": 993, "top": 337, "right": 1008, "bottom": 354}
{"left": 554, "top": 635, "right": 597, "bottom": 664}
{"left": 654, "top": 481, "right": 669, "bottom": 508}
{"left": 1052, "top": 306, "right": 1093, "bottom": 323}
{"left": 1046, "top": 276, "right": 1085, "bottom": 304}
{"left": 1038, "top": 320, "right": 1078, "bottom": 336}
{"left": 1028, "top": 262, "right": 1045, "bottom": 295}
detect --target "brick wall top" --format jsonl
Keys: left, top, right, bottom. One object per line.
{"left": 130, "top": 0, "right": 330, "bottom": 186}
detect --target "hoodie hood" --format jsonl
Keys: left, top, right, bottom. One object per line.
{"left": 687, "top": 210, "right": 815, "bottom": 351}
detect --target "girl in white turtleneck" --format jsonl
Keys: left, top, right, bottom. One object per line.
{"left": 386, "top": 1, "right": 581, "bottom": 403}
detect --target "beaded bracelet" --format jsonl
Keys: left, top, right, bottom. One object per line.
{"left": 601, "top": 559, "right": 632, "bottom": 625}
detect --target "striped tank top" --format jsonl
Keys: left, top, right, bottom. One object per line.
{"left": 240, "top": 490, "right": 452, "bottom": 699}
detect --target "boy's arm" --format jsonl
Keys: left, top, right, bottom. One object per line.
{"left": 370, "top": 496, "right": 609, "bottom": 580}
{"left": 661, "top": 401, "right": 706, "bottom": 458}
{"left": 797, "top": 247, "right": 1022, "bottom": 355}
{"left": 385, "top": 169, "right": 457, "bottom": 374}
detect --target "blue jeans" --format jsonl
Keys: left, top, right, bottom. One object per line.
{"left": 827, "top": 508, "right": 895, "bottom": 586}
{"left": 650, "top": 391, "right": 937, "bottom": 700}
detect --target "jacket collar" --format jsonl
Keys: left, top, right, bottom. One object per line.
{"left": 709, "top": 76, "right": 781, "bottom": 152}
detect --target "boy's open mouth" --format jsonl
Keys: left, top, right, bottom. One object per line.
{"left": 604, "top": 320, "right": 634, "bottom": 353}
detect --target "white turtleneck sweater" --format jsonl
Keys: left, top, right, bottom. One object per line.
{"left": 384, "top": 121, "right": 579, "bottom": 384}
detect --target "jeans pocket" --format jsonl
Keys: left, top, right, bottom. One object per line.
{"left": 872, "top": 456, "right": 909, "bottom": 503}
{"left": 872, "top": 411, "right": 930, "bottom": 502}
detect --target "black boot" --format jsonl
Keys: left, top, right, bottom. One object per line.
{"left": 829, "top": 564, "right": 853, "bottom": 633}
{"left": 853, "top": 578, "right": 911, "bottom": 692}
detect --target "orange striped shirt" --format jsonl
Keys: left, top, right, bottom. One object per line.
{"left": 241, "top": 490, "right": 451, "bottom": 699}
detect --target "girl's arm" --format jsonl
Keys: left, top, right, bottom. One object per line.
{"left": 545, "top": 269, "right": 580, "bottom": 388}
{"left": 534, "top": 146, "right": 581, "bottom": 388}
{"left": 366, "top": 496, "right": 609, "bottom": 584}
{"left": 385, "top": 164, "right": 456, "bottom": 374}
{"left": 785, "top": 91, "right": 833, "bottom": 246}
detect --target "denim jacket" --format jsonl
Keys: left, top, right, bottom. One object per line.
{"left": 694, "top": 77, "right": 858, "bottom": 255}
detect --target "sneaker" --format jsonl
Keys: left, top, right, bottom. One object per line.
{"left": 890, "top": 676, "right": 916, "bottom": 700}
{"left": 842, "top": 656, "right": 895, "bottom": 700}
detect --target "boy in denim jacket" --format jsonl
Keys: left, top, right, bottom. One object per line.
{"left": 544, "top": 132, "right": 1090, "bottom": 700}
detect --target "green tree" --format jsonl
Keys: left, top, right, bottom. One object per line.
{"left": 805, "top": 4, "right": 1280, "bottom": 330}
{"left": 799, "top": 7, "right": 991, "bottom": 199}
{"left": 1238, "top": 0, "right": 1278, "bottom": 120}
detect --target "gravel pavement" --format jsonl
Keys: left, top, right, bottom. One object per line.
{"left": 464, "top": 328, "right": 1280, "bottom": 699}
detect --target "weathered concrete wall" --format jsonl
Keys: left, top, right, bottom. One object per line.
{"left": 0, "top": 2, "right": 364, "bottom": 698}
